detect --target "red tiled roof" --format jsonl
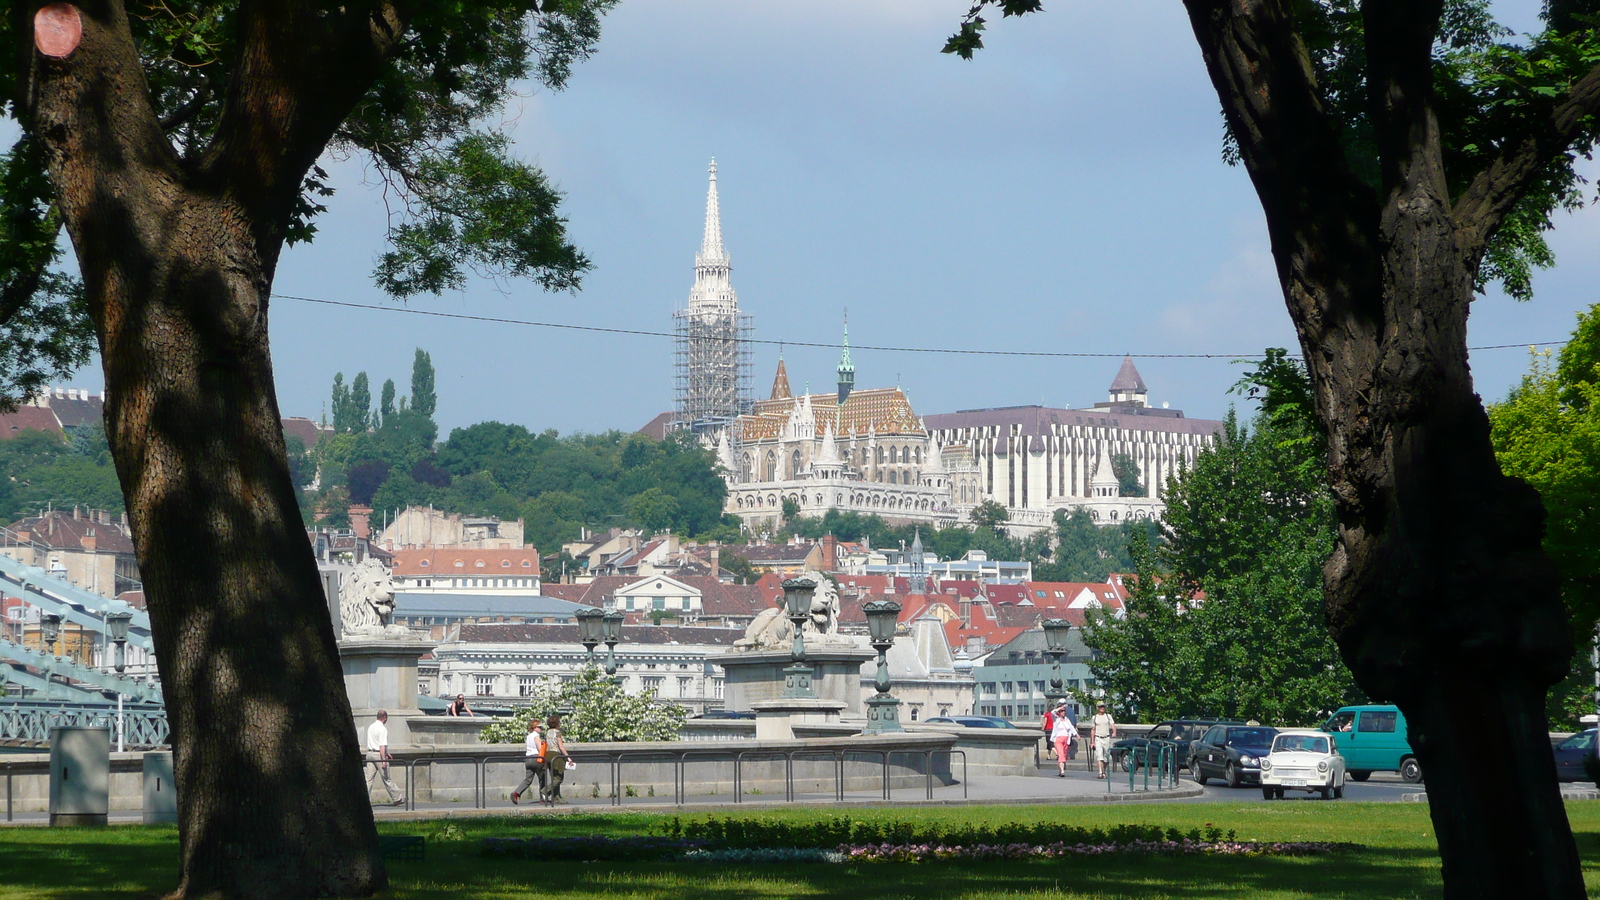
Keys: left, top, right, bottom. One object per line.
{"left": 281, "top": 416, "right": 331, "bottom": 449}
{"left": 9, "top": 510, "right": 135, "bottom": 555}
{"left": 458, "top": 623, "right": 745, "bottom": 645}
{"left": 0, "top": 406, "right": 64, "bottom": 439}
{"left": 392, "top": 548, "right": 541, "bottom": 576}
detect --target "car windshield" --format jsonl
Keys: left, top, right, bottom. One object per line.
{"left": 1225, "top": 728, "right": 1276, "bottom": 746}
{"left": 1560, "top": 730, "right": 1598, "bottom": 750}
{"left": 1272, "top": 734, "right": 1329, "bottom": 754}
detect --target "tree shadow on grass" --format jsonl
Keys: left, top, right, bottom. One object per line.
{"left": 0, "top": 833, "right": 178, "bottom": 899}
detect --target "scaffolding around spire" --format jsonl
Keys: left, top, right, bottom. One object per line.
{"left": 675, "top": 159, "right": 751, "bottom": 432}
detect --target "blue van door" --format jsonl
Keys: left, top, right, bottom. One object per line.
{"left": 1354, "top": 708, "right": 1404, "bottom": 770}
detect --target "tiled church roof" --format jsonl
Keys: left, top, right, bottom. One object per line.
{"left": 1109, "top": 356, "right": 1147, "bottom": 393}
{"left": 744, "top": 386, "right": 925, "bottom": 440}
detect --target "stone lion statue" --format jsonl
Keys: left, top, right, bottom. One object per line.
{"left": 338, "top": 558, "right": 404, "bottom": 639}
{"left": 735, "top": 572, "right": 843, "bottom": 651}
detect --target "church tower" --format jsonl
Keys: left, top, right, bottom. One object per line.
{"left": 836, "top": 318, "right": 855, "bottom": 405}
{"left": 673, "top": 159, "right": 752, "bottom": 431}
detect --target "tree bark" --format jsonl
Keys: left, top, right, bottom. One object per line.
{"left": 1180, "top": 1, "right": 1584, "bottom": 897}
{"left": 18, "top": 2, "right": 393, "bottom": 895}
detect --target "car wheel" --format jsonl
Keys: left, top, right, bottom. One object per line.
{"left": 1194, "top": 764, "right": 1208, "bottom": 786}
{"left": 1261, "top": 786, "right": 1275, "bottom": 800}
{"left": 1348, "top": 770, "right": 1370, "bottom": 782}
{"left": 1399, "top": 757, "right": 1423, "bottom": 784}
{"left": 1320, "top": 785, "right": 1333, "bottom": 800}
{"left": 1225, "top": 762, "right": 1241, "bottom": 788}
{"left": 1334, "top": 784, "right": 1344, "bottom": 799}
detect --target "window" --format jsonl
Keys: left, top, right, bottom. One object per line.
{"left": 502, "top": 560, "right": 511, "bottom": 567}
{"left": 1001, "top": 681, "right": 1014, "bottom": 697}
{"left": 420, "top": 560, "right": 430, "bottom": 568}
{"left": 910, "top": 707, "right": 920, "bottom": 721}
{"left": 641, "top": 676, "right": 664, "bottom": 693}
{"left": 713, "top": 679, "right": 725, "bottom": 699}
{"left": 1034, "top": 681, "right": 1046, "bottom": 696}
{"left": 1358, "top": 710, "right": 1398, "bottom": 733}
{"left": 980, "top": 682, "right": 997, "bottom": 697}
{"left": 522, "top": 560, "right": 532, "bottom": 567}
{"left": 518, "top": 675, "right": 536, "bottom": 697}
{"left": 654, "top": 597, "right": 666, "bottom": 611}
{"left": 939, "top": 707, "right": 950, "bottom": 717}
{"left": 678, "top": 676, "right": 694, "bottom": 697}
{"left": 474, "top": 675, "right": 494, "bottom": 697}
{"left": 1001, "top": 705, "right": 1014, "bottom": 717}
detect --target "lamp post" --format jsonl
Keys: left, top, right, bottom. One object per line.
{"left": 601, "top": 609, "right": 625, "bottom": 685}
{"left": 780, "top": 577, "right": 817, "bottom": 699}
{"left": 576, "top": 607, "right": 605, "bottom": 669}
{"left": 863, "top": 599, "right": 903, "bottom": 733}
{"left": 1041, "top": 618, "right": 1072, "bottom": 708}
{"left": 39, "top": 613, "right": 61, "bottom": 701}
{"left": 106, "top": 612, "right": 132, "bottom": 752}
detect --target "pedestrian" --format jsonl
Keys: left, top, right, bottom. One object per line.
{"left": 1091, "top": 701, "right": 1118, "bottom": 779}
{"left": 365, "top": 710, "right": 405, "bottom": 806}
{"left": 542, "top": 714, "right": 571, "bottom": 804}
{"left": 446, "top": 694, "right": 475, "bottom": 717}
{"left": 1049, "top": 699, "right": 1076, "bottom": 777}
{"left": 510, "top": 717, "right": 547, "bottom": 806}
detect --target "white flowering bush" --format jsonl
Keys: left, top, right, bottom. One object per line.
{"left": 479, "top": 664, "right": 687, "bottom": 743}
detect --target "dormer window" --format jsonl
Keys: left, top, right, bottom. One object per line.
{"left": 419, "top": 560, "right": 430, "bottom": 568}
{"left": 475, "top": 560, "right": 486, "bottom": 568}
{"left": 502, "top": 560, "right": 511, "bottom": 567}
{"left": 454, "top": 560, "right": 464, "bottom": 568}
{"left": 522, "top": 561, "right": 532, "bottom": 567}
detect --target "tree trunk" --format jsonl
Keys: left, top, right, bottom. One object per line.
{"left": 1178, "top": 1, "right": 1585, "bottom": 896}
{"left": 22, "top": 3, "right": 385, "bottom": 896}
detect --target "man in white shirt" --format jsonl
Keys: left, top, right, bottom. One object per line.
{"left": 1091, "top": 702, "right": 1118, "bottom": 779}
{"left": 365, "top": 710, "right": 405, "bottom": 806}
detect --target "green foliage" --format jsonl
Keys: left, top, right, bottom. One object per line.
{"left": 968, "top": 499, "right": 1009, "bottom": 532}
{"left": 719, "top": 553, "right": 758, "bottom": 585}
{"left": 410, "top": 349, "right": 437, "bottom": 421}
{"left": 780, "top": 497, "right": 801, "bottom": 523}
{"left": 477, "top": 665, "right": 686, "bottom": 743}
{"left": 0, "top": 427, "right": 123, "bottom": 522}
{"left": 1033, "top": 508, "right": 1153, "bottom": 583}
{"left": 660, "top": 814, "right": 1226, "bottom": 851}
{"left": 1085, "top": 362, "right": 1361, "bottom": 724}
{"left": 379, "top": 379, "right": 397, "bottom": 428}
{"left": 785, "top": 508, "right": 1027, "bottom": 565}
{"left": 1489, "top": 317, "right": 1600, "bottom": 727}
{"left": 330, "top": 372, "right": 373, "bottom": 435}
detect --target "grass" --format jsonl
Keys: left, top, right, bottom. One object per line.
{"left": 1, "top": 802, "right": 1599, "bottom": 898}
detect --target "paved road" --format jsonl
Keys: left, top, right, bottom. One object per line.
{"left": 1030, "top": 758, "right": 1421, "bottom": 803}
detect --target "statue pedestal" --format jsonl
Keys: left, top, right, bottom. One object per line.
{"left": 714, "top": 646, "right": 875, "bottom": 716}
{"left": 751, "top": 698, "right": 848, "bottom": 740}
{"left": 339, "top": 637, "right": 435, "bottom": 746}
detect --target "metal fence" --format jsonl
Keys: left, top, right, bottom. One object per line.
{"left": 0, "top": 701, "right": 167, "bottom": 749}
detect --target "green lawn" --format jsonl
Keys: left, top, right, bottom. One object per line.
{"left": 1, "top": 802, "right": 1598, "bottom": 899}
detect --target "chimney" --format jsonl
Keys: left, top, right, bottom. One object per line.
{"left": 959, "top": 594, "right": 972, "bottom": 627}
{"left": 821, "top": 533, "right": 838, "bottom": 573}
{"left": 710, "top": 544, "right": 720, "bottom": 580}
{"left": 82, "top": 528, "right": 96, "bottom": 552}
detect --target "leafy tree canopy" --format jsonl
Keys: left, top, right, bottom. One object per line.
{"left": 0, "top": 0, "right": 614, "bottom": 405}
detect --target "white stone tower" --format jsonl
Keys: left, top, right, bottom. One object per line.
{"left": 673, "top": 159, "right": 752, "bottom": 431}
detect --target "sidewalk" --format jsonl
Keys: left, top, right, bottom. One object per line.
{"left": 1, "top": 760, "right": 1198, "bottom": 826}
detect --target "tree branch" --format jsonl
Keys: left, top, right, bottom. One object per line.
{"left": 1363, "top": 0, "right": 1447, "bottom": 202}
{"left": 1452, "top": 60, "right": 1600, "bottom": 258}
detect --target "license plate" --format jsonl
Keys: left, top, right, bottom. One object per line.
{"left": 1284, "top": 779, "right": 1306, "bottom": 786}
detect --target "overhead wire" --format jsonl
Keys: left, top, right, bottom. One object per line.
{"left": 274, "top": 293, "right": 1570, "bottom": 360}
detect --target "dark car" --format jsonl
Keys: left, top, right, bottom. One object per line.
{"left": 1553, "top": 729, "right": 1599, "bottom": 782}
{"left": 1111, "top": 719, "right": 1231, "bottom": 772}
{"left": 1190, "top": 725, "right": 1279, "bottom": 787}
{"left": 925, "top": 715, "right": 1019, "bottom": 729}
{"left": 691, "top": 710, "right": 755, "bottom": 720}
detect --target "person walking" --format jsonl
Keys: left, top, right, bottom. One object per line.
{"left": 542, "top": 714, "right": 571, "bottom": 804}
{"left": 1091, "top": 702, "right": 1118, "bottom": 779}
{"left": 365, "top": 710, "right": 405, "bottom": 806}
{"left": 1049, "top": 700, "right": 1076, "bottom": 777}
{"left": 510, "top": 718, "right": 547, "bottom": 805}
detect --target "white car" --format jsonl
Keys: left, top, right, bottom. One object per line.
{"left": 1259, "top": 729, "right": 1346, "bottom": 799}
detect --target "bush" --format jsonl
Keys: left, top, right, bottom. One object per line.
{"left": 479, "top": 664, "right": 687, "bottom": 743}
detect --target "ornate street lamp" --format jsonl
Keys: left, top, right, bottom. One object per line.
{"left": 576, "top": 607, "right": 605, "bottom": 669}
{"left": 780, "top": 577, "right": 817, "bottom": 698}
{"left": 106, "top": 611, "right": 132, "bottom": 752}
{"left": 39, "top": 613, "right": 61, "bottom": 701}
{"left": 601, "top": 609, "right": 625, "bottom": 685}
{"left": 1041, "top": 618, "right": 1072, "bottom": 706}
{"left": 863, "top": 599, "right": 903, "bottom": 733}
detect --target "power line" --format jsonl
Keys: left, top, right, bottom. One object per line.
{"left": 274, "top": 293, "right": 1570, "bottom": 359}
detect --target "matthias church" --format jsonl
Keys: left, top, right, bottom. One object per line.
{"left": 664, "top": 162, "right": 1223, "bottom": 534}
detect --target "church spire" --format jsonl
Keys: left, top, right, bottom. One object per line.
{"left": 836, "top": 312, "right": 856, "bottom": 406}
{"left": 770, "top": 355, "right": 792, "bottom": 400}
{"left": 701, "top": 158, "right": 725, "bottom": 260}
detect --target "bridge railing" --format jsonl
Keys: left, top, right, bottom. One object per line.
{"left": 0, "top": 701, "right": 168, "bottom": 749}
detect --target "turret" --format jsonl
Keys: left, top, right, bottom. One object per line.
{"left": 837, "top": 318, "right": 855, "bottom": 406}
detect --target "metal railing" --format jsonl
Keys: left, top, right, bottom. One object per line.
{"left": 0, "top": 701, "right": 167, "bottom": 748}
{"left": 394, "top": 746, "right": 968, "bottom": 809}
{"left": 1117, "top": 739, "right": 1181, "bottom": 792}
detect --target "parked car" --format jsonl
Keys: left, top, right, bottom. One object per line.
{"left": 1321, "top": 705, "right": 1422, "bottom": 783}
{"left": 1111, "top": 719, "right": 1230, "bottom": 772}
{"left": 1260, "top": 729, "right": 1346, "bottom": 800}
{"left": 924, "top": 715, "right": 1018, "bottom": 729}
{"left": 1552, "top": 729, "right": 1599, "bottom": 782}
{"left": 1190, "top": 724, "right": 1278, "bottom": 787}
{"left": 691, "top": 711, "right": 755, "bottom": 720}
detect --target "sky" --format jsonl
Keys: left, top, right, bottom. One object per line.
{"left": 50, "top": 1, "right": 1600, "bottom": 435}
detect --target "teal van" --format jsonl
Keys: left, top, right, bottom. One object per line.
{"left": 1321, "top": 705, "right": 1422, "bottom": 783}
